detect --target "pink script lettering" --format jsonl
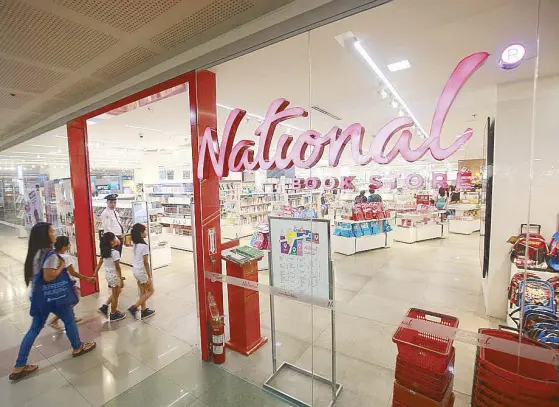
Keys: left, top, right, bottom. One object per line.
{"left": 197, "top": 52, "right": 489, "bottom": 179}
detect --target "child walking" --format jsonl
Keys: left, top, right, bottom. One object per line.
{"left": 128, "top": 223, "right": 155, "bottom": 319}
{"left": 49, "top": 236, "right": 95, "bottom": 330}
{"left": 94, "top": 232, "right": 126, "bottom": 322}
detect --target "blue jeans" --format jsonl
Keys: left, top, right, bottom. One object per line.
{"left": 15, "top": 306, "right": 81, "bottom": 367}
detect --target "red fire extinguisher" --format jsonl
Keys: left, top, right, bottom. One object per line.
{"left": 208, "top": 292, "right": 225, "bottom": 364}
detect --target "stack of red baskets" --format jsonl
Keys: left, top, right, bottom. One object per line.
{"left": 472, "top": 327, "right": 559, "bottom": 406}
{"left": 392, "top": 308, "right": 459, "bottom": 407}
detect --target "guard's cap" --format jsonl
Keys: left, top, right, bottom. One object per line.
{"left": 104, "top": 194, "right": 118, "bottom": 201}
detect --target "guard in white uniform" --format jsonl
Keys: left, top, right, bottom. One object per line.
{"left": 100, "top": 194, "right": 124, "bottom": 254}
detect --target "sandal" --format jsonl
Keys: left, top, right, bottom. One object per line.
{"left": 9, "top": 364, "right": 38, "bottom": 381}
{"left": 72, "top": 342, "right": 97, "bottom": 358}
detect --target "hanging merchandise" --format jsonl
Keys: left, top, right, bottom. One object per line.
{"left": 547, "top": 231, "right": 559, "bottom": 271}
{"left": 250, "top": 222, "right": 270, "bottom": 250}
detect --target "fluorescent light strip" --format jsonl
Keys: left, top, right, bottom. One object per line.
{"left": 353, "top": 40, "right": 428, "bottom": 139}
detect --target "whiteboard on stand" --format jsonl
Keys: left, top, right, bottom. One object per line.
{"left": 268, "top": 217, "right": 332, "bottom": 302}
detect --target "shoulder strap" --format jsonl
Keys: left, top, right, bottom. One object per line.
{"left": 41, "top": 250, "right": 56, "bottom": 267}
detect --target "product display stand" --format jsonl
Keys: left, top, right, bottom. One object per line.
{"left": 264, "top": 217, "right": 342, "bottom": 407}
{"left": 331, "top": 218, "right": 392, "bottom": 255}
{"left": 506, "top": 263, "right": 558, "bottom": 328}
{"left": 392, "top": 211, "right": 448, "bottom": 244}
{"left": 222, "top": 247, "right": 268, "bottom": 355}
{"left": 448, "top": 204, "right": 480, "bottom": 235}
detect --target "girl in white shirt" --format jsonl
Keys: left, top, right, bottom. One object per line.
{"left": 49, "top": 236, "right": 95, "bottom": 330}
{"left": 93, "top": 232, "right": 126, "bottom": 321}
{"left": 128, "top": 223, "right": 155, "bottom": 319}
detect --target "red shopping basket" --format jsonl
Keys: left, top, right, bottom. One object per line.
{"left": 395, "top": 352, "right": 454, "bottom": 401}
{"left": 393, "top": 381, "right": 454, "bottom": 407}
{"left": 393, "top": 309, "right": 459, "bottom": 373}
{"left": 474, "top": 362, "right": 558, "bottom": 406}
{"left": 477, "top": 328, "right": 559, "bottom": 399}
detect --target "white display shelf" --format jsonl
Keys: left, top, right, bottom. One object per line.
{"left": 332, "top": 233, "right": 390, "bottom": 255}
{"left": 447, "top": 204, "right": 479, "bottom": 211}
{"left": 120, "top": 242, "right": 171, "bottom": 270}
{"left": 163, "top": 233, "right": 193, "bottom": 251}
{"left": 449, "top": 218, "right": 480, "bottom": 235}
{"left": 160, "top": 216, "right": 191, "bottom": 226}
{"left": 333, "top": 218, "right": 391, "bottom": 224}
{"left": 392, "top": 223, "right": 448, "bottom": 244}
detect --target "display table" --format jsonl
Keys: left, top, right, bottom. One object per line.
{"left": 392, "top": 223, "right": 448, "bottom": 243}
{"left": 448, "top": 204, "right": 480, "bottom": 235}
{"left": 120, "top": 241, "right": 172, "bottom": 270}
{"left": 163, "top": 233, "right": 193, "bottom": 251}
{"left": 331, "top": 218, "right": 392, "bottom": 255}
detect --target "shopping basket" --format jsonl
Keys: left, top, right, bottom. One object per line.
{"left": 393, "top": 309, "right": 459, "bottom": 373}
{"left": 392, "top": 381, "right": 454, "bottom": 407}
{"left": 474, "top": 364, "right": 558, "bottom": 407}
{"left": 476, "top": 328, "right": 559, "bottom": 399}
{"left": 395, "top": 347, "right": 455, "bottom": 382}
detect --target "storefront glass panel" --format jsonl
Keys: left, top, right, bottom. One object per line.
{"left": 197, "top": 0, "right": 558, "bottom": 405}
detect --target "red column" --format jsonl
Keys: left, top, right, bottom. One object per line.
{"left": 189, "top": 71, "right": 224, "bottom": 362}
{"left": 67, "top": 119, "right": 98, "bottom": 296}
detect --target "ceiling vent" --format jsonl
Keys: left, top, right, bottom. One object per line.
{"left": 311, "top": 105, "right": 342, "bottom": 121}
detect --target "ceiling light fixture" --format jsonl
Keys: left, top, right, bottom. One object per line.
{"left": 378, "top": 87, "right": 388, "bottom": 99}
{"left": 352, "top": 40, "right": 428, "bottom": 139}
{"left": 387, "top": 60, "right": 411, "bottom": 72}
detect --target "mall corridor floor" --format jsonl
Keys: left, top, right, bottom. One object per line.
{"left": 0, "top": 224, "right": 490, "bottom": 406}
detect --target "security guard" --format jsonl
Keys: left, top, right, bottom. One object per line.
{"left": 100, "top": 194, "right": 124, "bottom": 254}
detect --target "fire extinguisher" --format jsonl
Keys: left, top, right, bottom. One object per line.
{"left": 207, "top": 292, "right": 225, "bottom": 364}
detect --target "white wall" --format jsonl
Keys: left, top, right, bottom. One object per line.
{"left": 485, "top": 75, "right": 559, "bottom": 318}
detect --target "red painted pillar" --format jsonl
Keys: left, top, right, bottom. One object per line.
{"left": 189, "top": 71, "right": 224, "bottom": 362}
{"left": 67, "top": 118, "right": 98, "bottom": 296}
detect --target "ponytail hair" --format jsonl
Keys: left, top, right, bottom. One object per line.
{"left": 100, "top": 232, "right": 116, "bottom": 259}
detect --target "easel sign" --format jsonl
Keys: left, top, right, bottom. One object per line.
{"left": 264, "top": 216, "right": 342, "bottom": 407}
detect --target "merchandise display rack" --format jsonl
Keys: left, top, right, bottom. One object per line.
{"left": 448, "top": 203, "right": 480, "bottom": 235}
{"left": 145, "top": 182, "right": 193, "bottom": 251}
{"left": 506, "top": 263, "right": 559, "bottom": 328}
{"left": 392, "top": 211, "right": 448, "bottom": 243}
{"left": 331, "top": 218, "right": 393, "bottom": 255}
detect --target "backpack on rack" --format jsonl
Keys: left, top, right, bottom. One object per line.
{"left": 508, "top": 224, "right": 548, "bottom": 269}
{"left": 547, "top": 231, "right": 559, "bottom": 271}
{"left": 508, "top": 271, "right": 539, "bottom": 308}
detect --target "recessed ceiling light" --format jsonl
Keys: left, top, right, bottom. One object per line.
{"left": 387, "top": 60, "right": 411, "bottom": 72}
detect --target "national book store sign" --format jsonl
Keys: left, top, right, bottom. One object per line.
{"left": 197, "top": 52, "right": 489, "bottom": 182}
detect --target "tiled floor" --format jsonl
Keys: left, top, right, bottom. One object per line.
{"left": 0, "top": 223, "right": 499, "bottom": 406}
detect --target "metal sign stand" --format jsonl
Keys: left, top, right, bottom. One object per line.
{"left": 263, "top": 217, "right": 342, "bottom": 407}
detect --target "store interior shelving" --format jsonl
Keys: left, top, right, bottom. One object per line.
{"left": 145, "top": 182, "right": 193, "bottom": 251}
{"left": 392, "top": 211, "right": 448, "bottom": 243}
{"left": 332, "top": 218, "right": 393, "bottom": 255}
